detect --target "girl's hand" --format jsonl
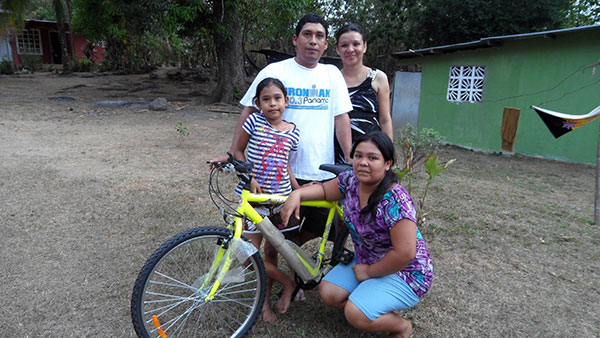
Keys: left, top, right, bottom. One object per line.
{"left": 208, "top": 153, "right": 229, "bottom": 169}
{"left": 250, "top": 178, "right": 263, "bottom": 194}
{"left": 352, "top": 264, "right": 371, "bottom": 282}
{"left": 281, "top": 191, "right": 301, "bottom": 227}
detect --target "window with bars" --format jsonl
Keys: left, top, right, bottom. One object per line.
{"left": 17, "top": 29, "right": 42, "bottom": 55}
{"left": 447, "top": 65, "right": 485, "bottom": 103}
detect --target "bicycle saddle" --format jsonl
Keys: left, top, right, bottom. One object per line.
{"left": 319, "top": 163, "right": 351, "bottom": 176}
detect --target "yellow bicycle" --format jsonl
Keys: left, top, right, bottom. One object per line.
{"left": 131, "top": 154, "right": 352, "bottom": 338}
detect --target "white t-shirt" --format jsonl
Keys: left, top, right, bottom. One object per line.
{"left": 240, "top": 58, "right": 352, "bottom": 181}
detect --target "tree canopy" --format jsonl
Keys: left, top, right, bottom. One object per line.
{"left": 3, "top": 0, "right": 597, "bottom": 102}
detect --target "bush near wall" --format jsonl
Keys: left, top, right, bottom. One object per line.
{"left": 20, "top": 55, "right": 43, "bottom": 73}
{"left": 0, "top": 60, "right": 15, "bottom": 75}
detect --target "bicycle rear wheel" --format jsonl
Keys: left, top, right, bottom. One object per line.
{"left": 131, "top": 226, "right": 267, "bottom": 338}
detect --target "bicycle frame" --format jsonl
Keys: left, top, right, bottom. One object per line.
{"left": 201, "top": 188, "right": 343, "bottom": 302}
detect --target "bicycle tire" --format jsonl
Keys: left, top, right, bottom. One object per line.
{"left": 131, "top": 226, "right": 267, "bottom": 338}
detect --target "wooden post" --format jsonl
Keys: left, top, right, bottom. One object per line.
{"left": 595, "top": 124, "right": 600, "bottom": 225}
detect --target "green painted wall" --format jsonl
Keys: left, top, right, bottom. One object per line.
{"left": 401, "top": 30, "right": 600, "bottom": 163}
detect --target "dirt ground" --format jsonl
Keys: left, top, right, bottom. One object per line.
{"left": 1, "top": 71, "right": 599, "bottom": 337}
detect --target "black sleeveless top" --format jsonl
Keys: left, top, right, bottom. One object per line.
{"left": 334, "top": 68, "right": 381, "bottom": 164}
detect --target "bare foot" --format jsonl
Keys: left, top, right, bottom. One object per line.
{"left": 389, "top": 320, "right": 412, "bottom": 338}
{"left": 262, "top": 305, "right": 278, "bottom": 324}
{"left": 276, "top": 283, "right": 295, "bottom": 314}
{"left": 294, "top": 288, "right": 306, "bottom": 302}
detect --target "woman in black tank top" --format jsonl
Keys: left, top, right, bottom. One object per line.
{"left": 333, "top": 23, "right": 393, "bottom": 164}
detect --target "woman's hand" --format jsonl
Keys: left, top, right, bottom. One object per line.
{"left": 352, "top": 264, "right": 371, "bottom": 282}
{"left": 250, "top": 178, "right": 263, "bottom": 194}
{"left": 281, "top": 191, "right": 301, "bottom": 227}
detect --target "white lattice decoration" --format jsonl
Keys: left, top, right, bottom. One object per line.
{"left": 17, "top": 29, "right": 42, "bottom": 55}
{"left": 447, "top": 65, "right": 485, "bottom": 103}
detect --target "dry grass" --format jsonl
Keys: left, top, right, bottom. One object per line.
{"left": 0, "top": 73, "right": 598, "bottom": 337}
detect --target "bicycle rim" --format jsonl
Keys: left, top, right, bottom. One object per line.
{"left": 131, "top": 227, "right": 266, "bottom": 338}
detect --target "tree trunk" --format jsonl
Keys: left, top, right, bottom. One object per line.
{"left": 53, "top": 0, "right": 71, "bottom": 73}
{"left": 212, "top": 0, "right": 245, "bottom": 103}
{"left": 65, "top": 0, "right": 75, "bottom": 60}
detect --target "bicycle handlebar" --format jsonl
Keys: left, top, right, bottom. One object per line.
{"left": 212, "top": 152, "right": 253, "bottom": 175}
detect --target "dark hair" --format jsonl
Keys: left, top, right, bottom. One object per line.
{"left": 350, "top": 131, "right": 398, "bottom": 222}
{"left": 253, "top": 77, "right": 287, "bottom": 106}
{"left": 295, "top": 13, "right": 328, "bottom": 37}
{"left": 335, "top": 23, "right": 364, "bottom": 44}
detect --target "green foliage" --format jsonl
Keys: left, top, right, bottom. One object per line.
{"left": 176, "top": 121, "right": 190, "bottom": 147}
{"left": 0, "top": 0, "right": 33, "bottom": 32}
{"left": 417, "top": 155, "right": 455, "bottom": 224}
{"left": 72, "top": 56, "right": 93, "bottom": 72}
{"left": 50, "top": 0, "right": 596, "bottom": 99}
{"left": 239, "top": 0, "right": 319, "bottom": 55}
{"left": 397, "top": 124, "right": 444, "bottom": 172}
{"left": 395, "top": 125, "right": 452, "bottom": 225}
{"left": 565, "top": 0, "right": 600, "bottom": 26}
{"left": 0, "top": 60, "right": 15, "bottom": 75}
{"left": 407, "top": 0, "right": 571, "bottom": 48}
{"left": 25, "top": 0, "right": 55, "bottom": 20}
{"left": 20, "top": 54, "right": 43, "bottom": 72}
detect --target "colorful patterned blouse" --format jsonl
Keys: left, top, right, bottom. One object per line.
{"left": 338, "top": 170, "right": 434, "bottom": 298}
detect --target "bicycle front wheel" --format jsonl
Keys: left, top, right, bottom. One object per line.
{"left": 131, "top": 226, "right": 267, "bottom": 338}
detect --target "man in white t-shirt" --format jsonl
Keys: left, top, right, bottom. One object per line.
{"left": 216, "top": 13, "right": 352, "bottom": 243}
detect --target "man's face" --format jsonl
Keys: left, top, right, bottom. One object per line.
{"left": 293, "top": 23, "right": 328, "bottom": 68}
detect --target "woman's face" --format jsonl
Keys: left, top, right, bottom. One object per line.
{"left": 352, "top": 140, "right": 392, "bottom": 186}
{"left": 336, "top": 31, "right": 366, "bottom": 67}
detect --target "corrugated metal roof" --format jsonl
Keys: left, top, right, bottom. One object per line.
{"left": 392, "top": 24, "right": 600, "bottom": 60}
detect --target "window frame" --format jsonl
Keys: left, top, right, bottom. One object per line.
{"left": 447, "top": 65, "right": 486, "bottom": 103}
{"left": 16, "top": 28, "right": 43, "bottom": 55}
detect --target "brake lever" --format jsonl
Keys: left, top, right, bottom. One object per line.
{"left": 222, "top": 163, "right": 236, "bottom": 174}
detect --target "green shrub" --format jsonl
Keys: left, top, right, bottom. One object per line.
{"left": 72, "top": 56, "right": 94, "bottom": 72}
{"left": 20, "top": 54, "right": 42, "bottom": 73}
{"left": 0, "top": 60, "right": 15, "bottom": 75}
{"left": 395, "top": 125, "right": 454, "bottom": 225}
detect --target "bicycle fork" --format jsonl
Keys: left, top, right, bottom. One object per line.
{"left": 199, "top": 217, "right": 247, "bottom": 302}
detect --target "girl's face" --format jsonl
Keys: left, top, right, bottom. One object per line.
{"left": 257, "top": 85, "right": 288, "bottom": 123}
{"left": 352, "top": 140, "right": 392, "bottom": 186}
{"left": 336, "top": 31, "right": 366, "bottom": 67}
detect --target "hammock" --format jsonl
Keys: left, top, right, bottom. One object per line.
{"left": 531, "top": 104, "right": 600, "bottom": 138}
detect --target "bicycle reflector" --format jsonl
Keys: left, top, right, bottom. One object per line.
{"left": 152, "top": 315, "right": 167, "bottom": 338}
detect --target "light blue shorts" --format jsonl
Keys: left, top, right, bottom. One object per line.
{"left": 323, "top": 258, "right": 420, "bottom": 321}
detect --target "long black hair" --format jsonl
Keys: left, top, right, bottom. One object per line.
{"left": 350, "top": 131, "right": 398, "bottom": 223}
{"left": 253, "top": 77, "right": 287, "bottom": 107}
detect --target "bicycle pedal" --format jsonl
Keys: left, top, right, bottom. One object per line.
{"left": 338, "top": 248, "right": 354, "bottom": 265}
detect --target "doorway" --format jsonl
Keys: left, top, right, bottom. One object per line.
{"left": 49, "top": 31, "right": 62, "bottom": 64}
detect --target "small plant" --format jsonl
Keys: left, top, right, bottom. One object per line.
{"left": 175, "top": 121, "right": 190, "bottom": 146}
{"left": 72, "top": 56, "right": 94, "bottom": 72}
{"left": 0, "top": 60, "right": 15, "bottom": 75}
{"left": 395, "top": 125, "right": 454, "bottom": 225}
{"left": 19, "top": 54, "right": 42, "bottom": 73}
{"left": 233, "top": 85, "right": 242, "bottom": 101}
